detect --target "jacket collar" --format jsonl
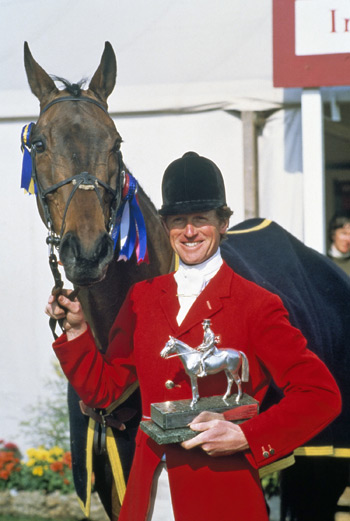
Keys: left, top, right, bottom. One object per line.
{"left": 159, "top": 261, "right": 233, "bottom": 336}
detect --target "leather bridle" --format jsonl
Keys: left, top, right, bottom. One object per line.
{"left": 30, "top": 95, "right": 125, "bottom": 252}
{"left": 29, "top": 95, "right": 126, "bottom": 337}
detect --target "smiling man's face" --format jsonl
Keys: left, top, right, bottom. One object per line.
{"left": 163, "top": 210, "right": 228, "bottom": 265}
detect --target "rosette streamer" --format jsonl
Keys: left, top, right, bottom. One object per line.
{"left": 111, "top": 173, "right": 148, "bottom": 264}
{"left": 20, "top": 122, "right": 36, "bottom": 194}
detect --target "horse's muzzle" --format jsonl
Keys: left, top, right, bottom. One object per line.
{"left": 59, "top": 231, "right": 114, "bottom": 286}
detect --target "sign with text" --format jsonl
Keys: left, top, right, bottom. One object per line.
{"left": 273, "top": 0, "right": 350, "bottom": 87}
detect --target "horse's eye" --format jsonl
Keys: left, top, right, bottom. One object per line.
{"left": 33, "top": 140, "right": 45, "bottom": 153}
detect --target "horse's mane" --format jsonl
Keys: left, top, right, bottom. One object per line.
{"left": 51, "top": 76, "right": 87, "bottom": 97}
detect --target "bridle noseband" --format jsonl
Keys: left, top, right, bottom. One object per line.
{"left": 29, "top": 95, "right": 125, "bottom": 251}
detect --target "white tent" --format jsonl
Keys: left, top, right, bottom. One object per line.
{"left": 0, "top": 0, "right": 340, "bottom": 451}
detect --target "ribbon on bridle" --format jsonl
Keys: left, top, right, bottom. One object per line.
{"left": 19, "top": 118, "right": 148, "bottom": 264}
{"left": 111, "top": 173, "right": 148, "bottom": 264}
{"left": 20, "top": 122, "right": 36, "bottom": 194}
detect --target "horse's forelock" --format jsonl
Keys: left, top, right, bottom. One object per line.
{"left": 50, "top": 76, "right": 87, "bottom": 97}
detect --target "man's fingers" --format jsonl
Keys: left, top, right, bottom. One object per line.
{"left": 181, "top": 429, "right": 217, "bottom": 453}
{"left": 45, "top": 291, "right": 79, "bottom": 319}
{"left": 182, "top": 422, "right": 220, "bottom": 448}
{"left": 189, "top": 419, "right": 220, "bottom": 432}
{"left": 181, "top": 431, "right": 206, "bottom": 450}
{"left": 58, "top": 295, "right": 80, "bottom": 312}
{"left": 45, "top": 299, "right": 66, "bottom": 318}
{"left": 189, "top": 411, "right": 223, "bottom": 425}
{"left": 58, "top": 295, "right": 69, "bottom": 307}
{"left": 45, "top": 291, "right": 87, "bottom": 341}
{"left": 182, "top": 420, "right": 249, "bottom": 456}
{"left": 61, "top": 288, "right": 79, "bottom": 300}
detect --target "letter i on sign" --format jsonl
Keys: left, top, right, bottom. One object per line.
{"left": 330, "top": 9, "right": 336, "bottom": 33}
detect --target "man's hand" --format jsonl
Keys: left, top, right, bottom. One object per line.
{"left": 45, "top": 290, "right": 87, "bottom": 341}
{"left": 181, "top": 411, "right": 249, "bottom": 457}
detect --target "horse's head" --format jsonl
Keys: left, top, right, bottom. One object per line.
{"left": 24, "top": 42, "right": 123, "bottom": 286}
{"left": 160, "top": 336, "right": 176, "bottom": 358}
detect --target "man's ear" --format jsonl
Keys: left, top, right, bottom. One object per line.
{"left": 220, "top": 219, "right": 229, "bottom": 234}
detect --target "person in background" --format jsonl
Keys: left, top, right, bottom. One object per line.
{"left": 45, "top": 152, "right": 341, "bottom": 521}
{"left": 327, "top": 214, "right": 350, "bottom": 276}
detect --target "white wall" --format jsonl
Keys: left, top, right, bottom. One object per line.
{"left": 0, "top": 122, "right": 58, "bottom": 449}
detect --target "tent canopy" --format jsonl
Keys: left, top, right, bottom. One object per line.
{"left": 0, "top": 0, "right": 297, "bottom": 118}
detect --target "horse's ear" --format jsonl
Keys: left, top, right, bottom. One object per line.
{"left": 88, "top": 41, "right": 116, "bottom": 102}
{"left": 24, "top": 42, "right": 58, "bottom": 105}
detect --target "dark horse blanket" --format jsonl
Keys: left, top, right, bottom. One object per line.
{"left": 222, "top": 218, "right": 350, "bottom": 451}
{"left": 70, "top": 218, "right": 350, "bottom": 516}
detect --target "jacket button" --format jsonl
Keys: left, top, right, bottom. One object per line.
{"left": 263, "top": 451, "right": 269, "bottom": 458}
{"left": 165, "top": 380, "right": 175, "bottom": 389}
{"left": 269, "top": 445, "right": 275, "bottom": 455}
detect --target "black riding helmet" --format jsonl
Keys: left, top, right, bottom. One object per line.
{"left": 158, "top": 152, "right": 227, "bottom": 216}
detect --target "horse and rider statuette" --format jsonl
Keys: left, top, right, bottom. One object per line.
{"left": 160, "top": 319, "right": 249, "bottom": 408}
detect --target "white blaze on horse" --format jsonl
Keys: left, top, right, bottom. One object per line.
{"left": 160, "top": 336, "right": 249, "bottom": 407}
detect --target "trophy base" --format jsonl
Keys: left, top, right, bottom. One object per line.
{"left": 140, "top": 393, "right": 258, "bottom": 445}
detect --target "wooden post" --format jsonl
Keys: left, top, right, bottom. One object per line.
{"left": 242, "top": 111, "right": 259, "bottom": 219}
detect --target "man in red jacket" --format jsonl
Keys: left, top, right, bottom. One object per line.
{"left": 46, "top": 152, "right": 341, "bottom": 521}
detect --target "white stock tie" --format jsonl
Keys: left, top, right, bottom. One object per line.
{"left": 174, "top": 249, "right": 223, "bottom": 325}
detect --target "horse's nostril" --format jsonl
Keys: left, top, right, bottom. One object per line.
{"left": 60, "top": 232, "right": 80, "bottom": 263}
{"left": 95, "top": 234, "right": 114, "bottom": 262}
{"left": 59, "top": 231, "right": 114, "bottom": 285}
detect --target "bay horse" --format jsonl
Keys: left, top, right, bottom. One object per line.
{"left": 23, "top": 41, "right": 173, "bottom": 520}
{"left": 22, "top": 42, "right": 350, "bottom": 521}
{"left": 160, "top": 336, "right": 249, "bottom": 407}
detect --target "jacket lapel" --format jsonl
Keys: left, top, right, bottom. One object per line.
{"left": 158, "top": 275, "right": 181, "bottom": 333}
{"left": 177, "top": 262, "right": 233, "bottom": 336}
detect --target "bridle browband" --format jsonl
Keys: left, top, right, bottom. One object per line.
{"left": 30, "top": 95, "right": 124, "bottom": 251}
{"left": 40, "top": 95, "right": 109, "bottom": 116}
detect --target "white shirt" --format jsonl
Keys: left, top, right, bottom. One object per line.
{"left": 328, "top": 243, "right": 350, "bottom": 260}
{"left": 174, "top": 248, "right": 223, "bottom": 325}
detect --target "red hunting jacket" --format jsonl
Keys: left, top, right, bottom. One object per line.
{"left": 53, "top": 262, "right": 341, "bottom": 521}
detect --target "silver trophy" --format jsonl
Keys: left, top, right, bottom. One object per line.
{"left": 140, "top": 320, "right": 259, "bottom": 444}
{"left": 161, "top": 318, "right": 249, "bottom": 407}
